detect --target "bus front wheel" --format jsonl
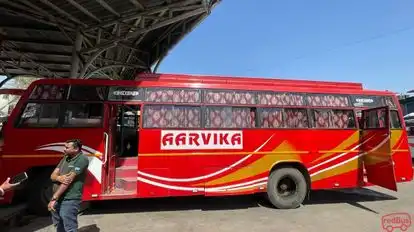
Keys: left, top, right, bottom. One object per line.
{"left": 27, "top": 170, "right": 53, "bottom": 216}
{"left": 266, "top": 167, "right": 308, "bottom": 209}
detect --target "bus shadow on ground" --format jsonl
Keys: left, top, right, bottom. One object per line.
{"left": 302, "top": 188, "right": 397, "bottom": 214}
{"left": 7, "top": 188, "right": 396, "bottom": 231}
{"left": 82, "top": 187, "right": 396, "bottom": 215}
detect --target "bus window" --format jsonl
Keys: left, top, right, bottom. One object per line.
{"left": 384, "top": 96, "right": 397, "bottom": 108}
{"left": 17, "top": 103, "right": 60, "bottom": 128}
{"left": 331, "top": 109, "right": 356, "bottom": 129}
{"left": 143, "top": 105, "right": 201, "bottom": 128}
{"left": 284, "top": 108, "right": 309, "bottom": 128}
{"left": 355, "top": 110, "right": 362, "bottom": 128}
{"left": 146, "top": 88, "right": 201, "bottom": 103}
{"left": 363, "top": 109, "right": 385, "bottom": 129}
{"left": 204, "top": 106, "right": 255, "bottom": 128}
{"left": 116, "top": 105, "right": 140, "bottom": 157}
{"left": 311, "top": 109, "right": 356, "bottom": 129}
{"left": 62, "top": 103, "right": 103, "bottom": 128}
{"left": 307, "top": 94, "right": 350, "bottom": 107}
{"left": 390, "top": 110, "right": 402, "bottom": 129}
{"left": 311, "top": 109, "right": 331, "bottom": 128}
{"left": 204, "top": 90, "right": 255, "bottom": 105}
{"left": 378, "top": 110, "right": 386, "bottom": 127}
{"left": 259, "top": 108, "right": 284, "bottom": 128}
{"left": 29, "top": 85, "right": 66, "bottom": 100}
{"left": 68, "top": 85, "right": 107, "bottom": 101}
{"left": 0, "top": 89, "right": 23, "bottom": 131}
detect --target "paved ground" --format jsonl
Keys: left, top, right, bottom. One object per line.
{"left": 5, "top": 181, "right": 414, "bottom": 232}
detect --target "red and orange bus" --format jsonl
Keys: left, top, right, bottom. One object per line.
{"left": 0, "top": 73, "right": 412, "bottom": 214}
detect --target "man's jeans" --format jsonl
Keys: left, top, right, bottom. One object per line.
{"left": 51, "top": 199, "right": 81, "bottom": 232}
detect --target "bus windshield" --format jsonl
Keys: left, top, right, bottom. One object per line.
{"left": 0, "top": 88, "right": 25, "bottom": 129}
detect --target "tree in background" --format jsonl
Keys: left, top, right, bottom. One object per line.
{"left": 2, "top": 75, "right": 40, "bottom": 89}
{"left": 0, "top": 75, "right": 40, "bottom": 119}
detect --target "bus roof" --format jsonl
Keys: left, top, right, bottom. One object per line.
{"left": 136, "top": 73, "right": 364, "bottom": 90}
{"left": 27, "top": 73, "right": 395, "bottom": 96}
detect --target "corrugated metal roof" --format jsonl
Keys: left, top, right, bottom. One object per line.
{"left": 0, "top": 0, "right": 221, "bottom": 81}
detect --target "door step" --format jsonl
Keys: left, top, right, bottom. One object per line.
{"left": 116, "top": 157, "right": 138, "bottom": 168}
{"left": 104, "top": 188, "right": 135, "bottom": 196}
{"left": 116, "top": 166, "right": 138, "bottom": 178}
{"left": 100, "top": 188, "right": 136, "bottom": 200}
{"left": 116, "top": 177, "right": 137, "bottom": 191}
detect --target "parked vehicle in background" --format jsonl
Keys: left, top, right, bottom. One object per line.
{"left": 0, "top": 73, "right": 412, "bottom": 215}
{"left": 403, "top": 113, "right": 414, "bottom": 158}
{"left": 404, "top": 113, "right": 414, "bottom": 134}
{"left": 409, "top": 136, "right": 414, "bottom": 158}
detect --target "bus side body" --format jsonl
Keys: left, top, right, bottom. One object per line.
{"left": 0, "top": 75, "right": 412, "bottom": 208}
{"left": 138, "top": 103, "right": 412, "bottom": 197}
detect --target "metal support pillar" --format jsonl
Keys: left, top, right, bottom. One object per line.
{"left": 69, "top": 28, "right": 83, "bottom": 78}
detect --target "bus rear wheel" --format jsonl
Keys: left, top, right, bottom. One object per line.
{"left": 266, "top": 167, "right": 307, "bottom": 209}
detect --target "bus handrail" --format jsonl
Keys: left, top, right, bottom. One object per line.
{"left": 103, "top": 132, "right": 109, "bottom": 165}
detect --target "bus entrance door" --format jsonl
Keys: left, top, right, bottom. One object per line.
{"left": 102, "top": 104, "right": 117, "bottom": 194}
{"left": 103, "top": 104, "right": 139, "bottom": 196}
{"left": 361, "top": 106, "right": 397, "bottom": 191}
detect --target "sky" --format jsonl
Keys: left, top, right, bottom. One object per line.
{"left": 157, "top": 0, "right": 414, "bottom": 94}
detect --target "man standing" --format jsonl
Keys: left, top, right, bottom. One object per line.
{"left": 49, "top": 139, "right": 89, "bottom": 232}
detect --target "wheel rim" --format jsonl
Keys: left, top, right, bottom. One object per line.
{"left": 276, "top": 175, "right": 298, "bottom": 198}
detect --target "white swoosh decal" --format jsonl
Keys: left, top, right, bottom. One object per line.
{"left": 310, "top": 134, "right": 390, "bottom": 177}
{"left": 308, "top": 134, "right": 374, "bottom": 171}
{"left": 137, "top": 176, "right": 268, "bottom": 193}
{"left": 36, "top": 143, "right": 102, "bottom": 184}
{"left": 137, "top": 134, "right": 274, "bottom": 182}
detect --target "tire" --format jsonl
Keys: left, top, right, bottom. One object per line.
{"left": 266, "top": 167, "right": 308, "bottom": 209}
{"left": 27, "top": 170, "right": 54, "bottom": 216}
